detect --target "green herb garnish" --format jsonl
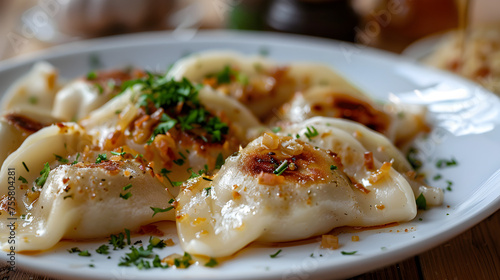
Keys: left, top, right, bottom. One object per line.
{"left": 78, "top": 250, "right": 91, "bottom": 257}
{"left": 215, "top": 153, "right": 225, "bottom": 169}
{"left": 109, "top": 232, "right": 126, "bottom": 250}
{"left": 68, "top": 247, "right": 81, "bottom": 253}
{"left": 436, "top": 157, "right": 458, "bottom": 169}
{"left": 341, "top": 251, "right": 357, "bottom": 255}
{"left": 54, "top": 154, "right": 69, "bottom": 163}
{"left": 416, "top": 193, "right": 427, "bottom": 210}
{"left": 120, "top": 192, "right": 132, "bottom": 200}
{"left": 96, "top": 245, "right": 109, "bottom": 255}
{"left": 95, "top": 153, "right": 108, "bottom": 164}
{"left": 273, "top": 161, "right": 289, "bottom": 176}
{"left": 35, "top": 162, "right": 50, "bottom": 187}
{"left": 150, "top": 206, "right": 174, "bottom": 217}
{"left": 304, "top": 126, "right": 319, "bottom": 141}
{"left": 87, "top": 71, "right": 97, "bottom": 80}
{"left": 204, "top": 187, "right": 212, "bottom": 196}
{"left": 18, "top": 176, "right": 28, "bottom": 184}
{"left": 406, "top": 147, "right": 422, "bottom": 170}
{"left": 270, "top": 249, "right": 282, "bottom": 258}
{"left": 205, "top": 258, "right": 218, "bottom": 267}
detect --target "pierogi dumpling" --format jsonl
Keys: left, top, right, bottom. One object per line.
{"left": 176, "top": 132, "right": 417, "bottom": 257}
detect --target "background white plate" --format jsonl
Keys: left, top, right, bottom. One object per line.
{"left": 1, "top": 31, "right": 500, "bottom": 280}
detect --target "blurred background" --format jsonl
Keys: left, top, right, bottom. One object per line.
{"left": 0, "top": 0, "right": 498, "bottom": 60}
{"left": 3, "top": 0, "right": 497, "bottom": 93}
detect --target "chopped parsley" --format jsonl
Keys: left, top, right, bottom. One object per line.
{"left": 433, "top": 174, "right": 442, "bottom": 181}
{"left": 125, "top": 228, "right": 131, "bottom": 245}
{"left": 78, "top": 250, "right": 91, "bottom": 257}
{"left": 109, "top": 232, "right": 126, "bottom": 250}
{"left": 123, "top": 74, "right": 229, "bottom": 144}
{"left": 111, "top": 149, "right": 126, "bottom": 156}
{"left": 341, "top": 251, "right": 358, "bottom": 255}
{"left": 416, "top": 193, "right": 427, "bottom": 210}
{"left": 173, "top": 252, "right": 193, "bottom": 268}
{"left": 54, "top": 154, "right": 69, "bottom": 163}
{"left": 95, "top": 84, "right": 104, "bottom": 94}
{"left": 96, "top": 245, "right": 109, "bottom": 255}
{"left": 160, "top": 168, "right": 182, "bottom": 188}
{"left": 270, "top": 249, "right": 282, "bottom": 258}
{"left": 95, "top": 153, "right": 108, "bottom": 164}
{"left": 215, "top": 153, "right": 225, "bottom": 169}
{"left": 436, "top": 157, "right": 458, "bottom": 169}
{"left": 150, "top": 206, "right": 174, "bottom": 217}
{"left": 119, "top": 246, "right": 155, "bottom": 268}
{"left": 120, "top": 192, "right": 132, "bottom": 200}
{"left": 304, "top": 126, "right": 319, "bottom": 141}
{"left": 147, "top": 113, "right": 177, "bottom": 144}
{"left": 68, "top": 247, "right": 81, "bottom": 253}
{"left": 204, "top": 187, "right": 212, "bottom": 195}
{"left": 72, "top": 153, "right": 81, "bottom": 165}
{"left": 172, "top": 181, "right": 184, "bottom": 187}
{"left": 123, "top": 184, "right": 133, "bottom": 191}
{"left": 212, "top": 65, "right": 232, "bottom": 84}
{"left": 205, "top": 258, "right": 218, "bottom": 267}
{"left": 34, "top": 162, "right": 50, "bottom": 187}
{"left": 173, "top": 158, "right": 185, "bottom": 166}
{"left": 18, "top": 176, "right": 28, "bottom": 184}
{"left": 273, "top": 161, "right": 289, "bottom": 176}
{"left": 87, "top": 71, "right": 97, "bottom": 80}
{"left": 446, "top": 180, "right": 453, "bottom": 191}
{"left": 330, "top": 165, "right": 337, "bottom": 170}
{"left": 406, "top": 147, "right": 422, "bottom": 170}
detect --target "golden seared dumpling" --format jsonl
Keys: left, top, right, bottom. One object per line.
{"left": 176, "top": 133, "right": 416, "bottom": 258}
{"left": 0, "top": 123, "right": 175, "bottom": 252}
{"left": 0, "top": 109, "right": 60, "bottom": 167}
{"left": 279, "top": 117, "right": 443, "bottom": 206}
{"left": 168, "top": 50, "right": 371, "bottom": 123}
{"left": 277, "top": 86, "right": 429, "bottom": 146}
{"left": 0, "top": 160, "right": 175, "bottom": 252}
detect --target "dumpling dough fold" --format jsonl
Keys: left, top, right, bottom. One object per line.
{"left": 176, "top": 132, "right": 416, "bottom": 257}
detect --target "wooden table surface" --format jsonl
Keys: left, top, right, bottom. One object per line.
{"left": 1, "top": 210, "right": 498, "bottom": 280}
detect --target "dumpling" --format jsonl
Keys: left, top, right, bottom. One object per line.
{"left": 0, "top": 121, "right": 175, "bottom": 251}
{"left": 278, "top": 117, "right": 443, "bottom": 206}
{"left": 0, "top": 62, "right": 60, "bottom": 117}
{"left": 176, "top": 132, "right": 417, "bottom": 257}
{"left": 0, "top": 107, "right": 63, "bottom": 167}
{"left": 0, "top": 123, "right": 92, "bottom": 208}
{"left": 52, "top": 68, "right": 146, "bottom": 122}
{"left": 0, "top": 160, "right": 175, "bottom": 252}
{"left": 277, "top": 86, "right": 429, "bottom": 146}
{"left": 168, "top": 50, "right": 296, "bottom": 120}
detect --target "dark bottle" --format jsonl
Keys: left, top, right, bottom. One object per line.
{"left": 264, "top": 0, "right": 359, "bottom": 42}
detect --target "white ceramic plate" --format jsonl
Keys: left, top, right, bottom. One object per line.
{"left": 1, "top": 31, "right": 500, "bottom": 280}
